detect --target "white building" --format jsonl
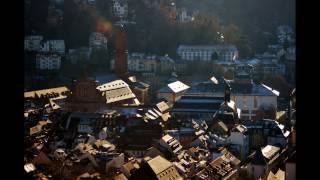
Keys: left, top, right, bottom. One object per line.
{"left": 228, "top": 125, "right": 249, "bottom": 160}
{"left": 89, "top": 32, "right": 108, "bottom": 50}
{"left": 231, "top": 84, "right": 279, "bottom": 120}
{"left": 177, "top": 8, "right": 195, "bottom": 23}
{"left": 112, "top": 0, "right": 128, "bottom": 19}
{"left": 128, "top": 53, "right": 157, "bottom": 72}
{"left": 184, "top": 79, "right": 279, "bottom": 120}
{"left": 110, "top": 53, "right": 175, "bottom": 73}
{"left": 177, "top": 44, "right": 238, "bottom": 61}
{"left": 36, "top": 54, "right": 61, "bottom": 70}
{"left": 40, "top": 40, "right": 65, "bottom": 55}
{"left": 157, "top": 80, "right": 190, "bottom": 103}
{"left": 24, "top": 35, "right": 43, "bottom": 51}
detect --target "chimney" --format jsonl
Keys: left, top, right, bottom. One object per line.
{"left": 114, "top": 25, "right": 128, "bottom": 77}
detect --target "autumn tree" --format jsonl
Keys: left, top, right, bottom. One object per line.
{"left": 262, "top": 75, "right": 291, "bottom": 98}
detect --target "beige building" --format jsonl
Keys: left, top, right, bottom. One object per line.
{"left": 177, "top": 44, "right": 238, "bottom": 61}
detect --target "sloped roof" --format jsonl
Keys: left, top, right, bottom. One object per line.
{"left": 262, "top": 145, "right": 280, "bottom": 160}
{"left": 113, "top": 173, "right": 128, "bottom": 180}
{"left": 162, "top": 134, "right": 173, "bottom": 143}
{"left": 261, "top": 84, "right": 280, "bottom": 96}
{"left": 158, "top": 81, "right": 190, "bottom": 93}
{"left": 145, "top": 147, "right": 165, "bottom": 159}
{"left": 186, "top": 80, "right": 279, "bottom": 96}
{"left": 267, "top": 169, "right": 285, "bottom": 180}
{"left": 97, "top": 79, "right": 128, "bottom": 91}
{"left": 102, "top": 87, "right": 136, "bottom": 104}
{"left": 156, "top": 101, "right": 170, "bottom": 112}
{"left": 168, "top": 81, "right": 190, "bottom": 93}
{"left": 24, "top": 86, "right": 69, "bottom": 98}
{"left": 147, "top": 156, "right": 173, "bottom": 175}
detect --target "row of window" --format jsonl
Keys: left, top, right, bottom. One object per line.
{"left": 233, "top": 96, "right": 258, "bottom": 109}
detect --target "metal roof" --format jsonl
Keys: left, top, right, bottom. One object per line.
{"left": 186, "top": 80, "right": 279, "bottom": 96}
{"left": 168, "top": 81, "right": 190, "bottom": 93}
{"left": 262, "top": 145, "right": 280, "bottom": 159}
{"left": 147, "top": 156, "right": 173, "bottom": 175}
{"left": 103, "top": 87, "right": 135, "bottom": 104}
{"left": 97, "top": 79, "right": 129, "bottom": 91}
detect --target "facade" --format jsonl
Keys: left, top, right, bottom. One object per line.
{"left": 177, "top": 8, "right": 196, "bottom": 23}
{"left": 111, "top": 53, "right": 175, "bottom": 74}
{"left": 36, "top": 54, "right": 61, "bottom": 70}
{"left": 228, "top": 125, "right": 249, "bottom": 160}
{"left": 89, "top": 32, "right": 108, "bottom": 50}
{"left": 248, "top": 145, "right": 282, "bottom": 180}
{"left": 184, "top": 79, "right": 278, "bottom": 121}
{"left": 40, "top": 40, "right": 65, "bottom": 55}
{"left": 128, "top": 53, "right": 157, "bottom": 72}
{"left": 67, "top": 47, "right": 91, "bottom": 64}
{"left": 111, "top": 0, "right": 128, "bottom": 19}
{"left": 65, "top": 77, "right": 106, "bottom": 113}
{"left": 176, "top": 44, "right": 238, "bottom": 61}
{"left": 159, "top": 56, "right": 175, "bottom": 73}
{"left": 25, "top": 35, "right": 43, "bottom": 51}
{"left": 174, "top": 60, "right": 188, "bottom": 73}
{"left": 130, "top": 81, "right": 150, "bottom": 105}
{"left": 65, "top": 75, "right": 138, "bottom": 112}
{"left": 243, "top": 119, "right": 290, "bottom": 149}
{"left": 171, "top": 95, "right": 224, "bottom": 124}
{"left": 237, "top": 59, "right": 286, "bottom": 79}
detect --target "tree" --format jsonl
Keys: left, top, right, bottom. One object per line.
{"left": 223, "top": 24, "right": 240, "bottom": 44}
{"left": 224, "top": 69, "right": 234, "bottom": 79}
{"left": 254, "top": 104, "right": 276, "bottom": 120}
{"left": 211, "top": 52, "right": 219, "bottom": 60}
{"left": 212, "top": 63, "right": 224, "bottom": 77}
{"left": 262, "top": 75, "right": 291, "bottom": 98}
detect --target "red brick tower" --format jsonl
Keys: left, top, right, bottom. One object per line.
{"left": 114, "top": 25, "right": 128, "bottom": 77}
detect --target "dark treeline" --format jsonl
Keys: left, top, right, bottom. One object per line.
{"left": 25, "top": 0, "right": 295, "bottom": 58}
